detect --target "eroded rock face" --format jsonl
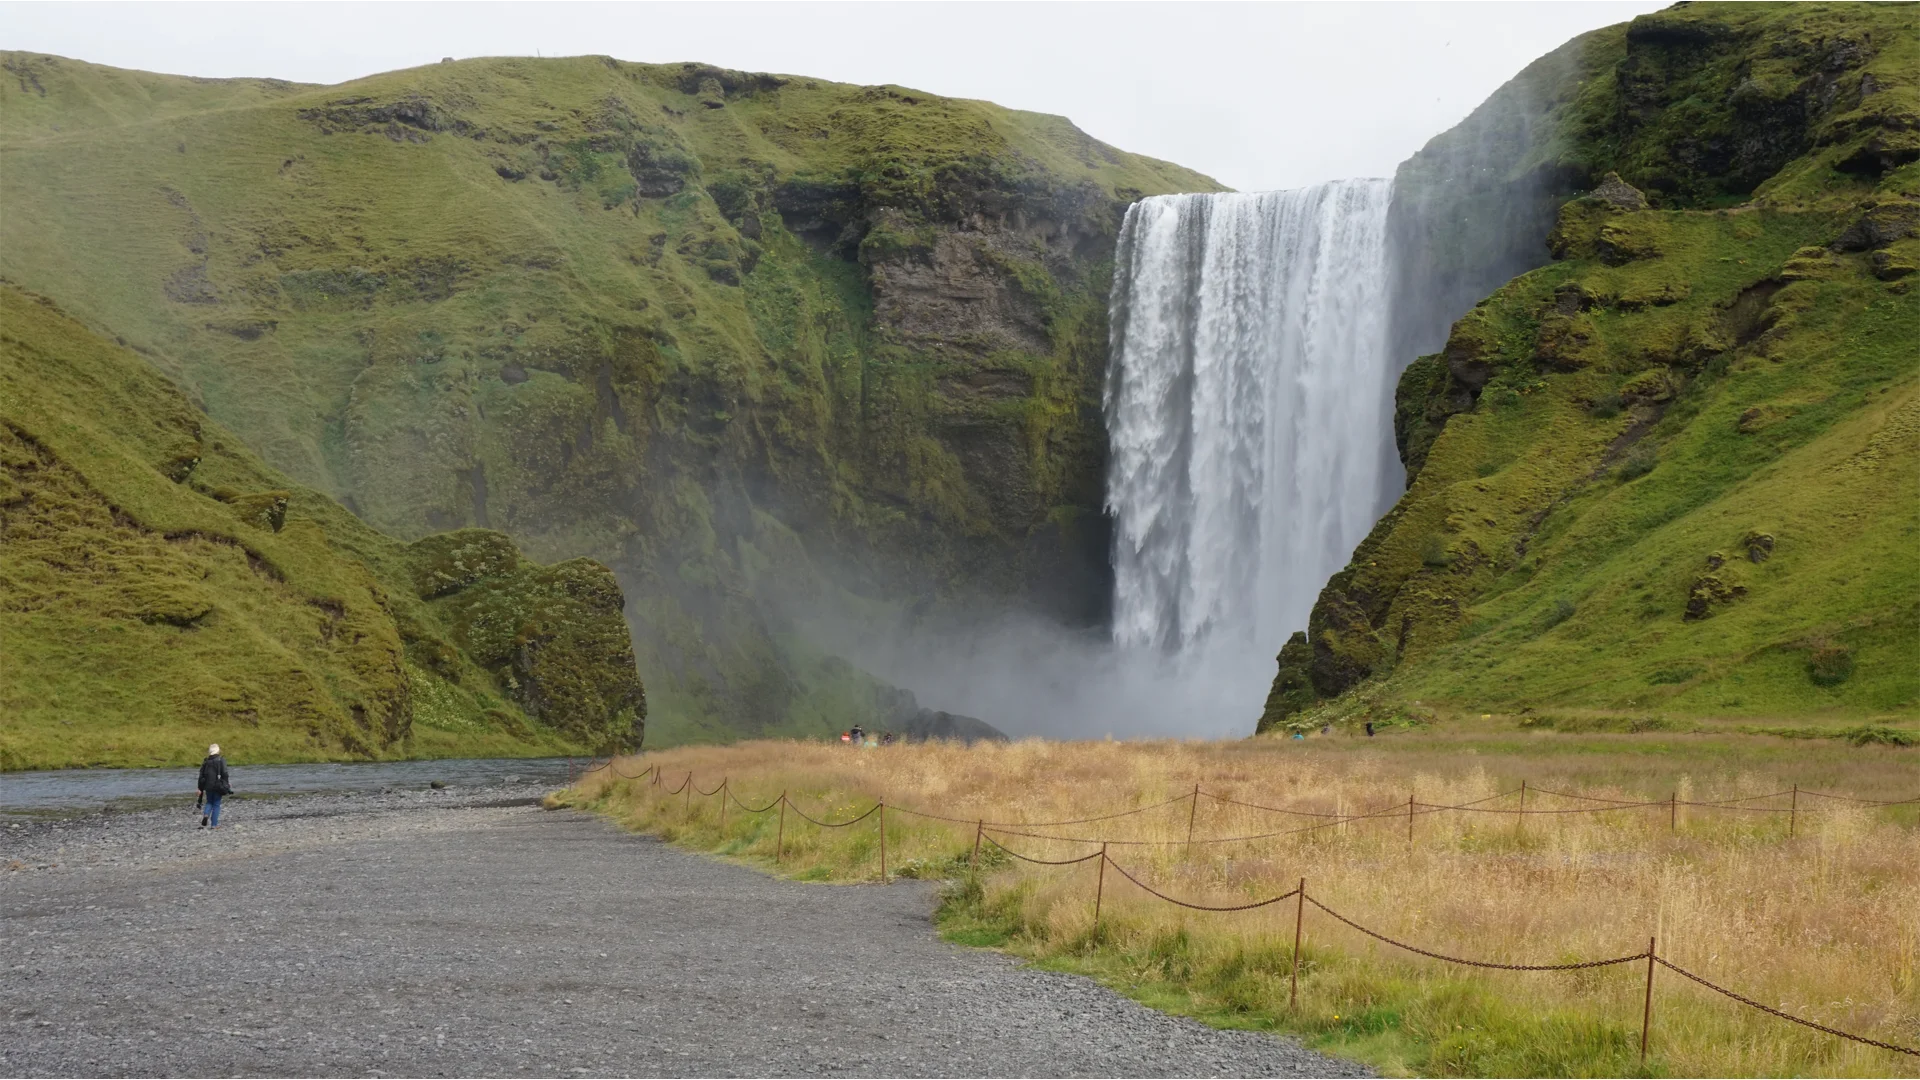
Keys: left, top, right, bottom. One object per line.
{"left": 1831, "top": 199, "right": 1920, "bottom": 252}
{"left": 1256, "top": 632, "right": 1316, "bottom": 733}
{"left": 1307, "top": 588, "right": 1385, "bottom": 699}
{"left": 413, "top": 535, "right": 647, "bottom": 749}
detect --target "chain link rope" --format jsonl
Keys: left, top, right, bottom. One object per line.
{"left": 782, "top": 800, "right": 881, "bottom": 828}
{"left": 1301, "top": 894, "right": 1650, "bottom": 972}
{"left": 1101, "top": 855, "right": 1302, "bottom": 912}
{"left": 979, "top": 833, "right": 1104, "bottom": 866}
{"left": 1652, "top": 957, "right": 1920, "bottom": 1057}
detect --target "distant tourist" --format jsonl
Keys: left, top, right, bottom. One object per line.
{"left": 1365, "top": 721, "right": 1375, "bottom": 737}
{"left": 197, "top": 744, "right": 232, "bottom": 828}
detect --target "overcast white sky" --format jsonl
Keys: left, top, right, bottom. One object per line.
{"left": 4, "top": 2, "right": 1667, "bottom": 191}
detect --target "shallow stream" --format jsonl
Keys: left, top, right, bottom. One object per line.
{"left": 0, "top": 757, "right": 576, "bottom": 817}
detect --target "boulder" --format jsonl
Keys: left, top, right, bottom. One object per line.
{"left": 1591, "top": 172, "right": 1650, "bottom": 212}
{"left": 1684, "top": 557, "right": 1748, "bottom": 620}
{"left": 899, "top": 710, "right": 1007, "bottom": 745}
{"left": 1831, "top": 200, "right": 1920, "bottom": 252}
{"left": 876, "top": 686, "right": 1008, "bottom": 744}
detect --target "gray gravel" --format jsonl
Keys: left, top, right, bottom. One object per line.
{"left": 2, "top": 786, "right": 1368, "bottom": 1077}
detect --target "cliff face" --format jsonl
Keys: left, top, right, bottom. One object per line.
{"left": 0, "top": 55, "right": 1220, "bottom": 741}
{"left": 1263, "top": 2, "right": 1919, "bottom": 730}
{"left": 0, "top": 285, "right": 645, "bottom": 769}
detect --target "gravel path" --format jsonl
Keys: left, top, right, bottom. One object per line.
{"left": 2, "top": 787, "right": 1368, "bottom": 1078}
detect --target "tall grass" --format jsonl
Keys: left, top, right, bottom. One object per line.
{"left": 567, "top": 734, "right": 1920, "bottom": 1078}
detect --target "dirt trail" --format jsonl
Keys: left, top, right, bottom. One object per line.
{"left": 2, "top": 789, "right": 1367, "bottom": 1077}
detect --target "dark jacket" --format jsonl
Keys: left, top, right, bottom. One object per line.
{"left": 197, "top": 755, "right": 231, "bottom": 797}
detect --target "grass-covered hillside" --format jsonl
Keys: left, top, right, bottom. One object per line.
{"left": 0, "top": 53, "right": 1218, "bottom": 743}
{"left": 1265, "top": 2, "right": 1919, "bottom": 728}
{"left": 0, "top": 285, "right": 644, "bottom": 769}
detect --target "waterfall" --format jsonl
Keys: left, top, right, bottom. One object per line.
{"left": 1106, "top": 180, "right": 1398, "bottom": 655}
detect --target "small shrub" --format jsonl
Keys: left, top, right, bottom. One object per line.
{"left": 1420, "top": 534, "right": 1453, "bottom": 567}
{"left": 1846, "top": 725, "right": 1915, "bottom": 747}
{"left": 1808, "top": 640, "right": 1854, "bottom": 686}
{"left": 1540, "top": 598, "right": 1576, "bottom": 630}
{"left": 1589, "top": 392, "right": 1624, "bottom": 419}
{"left": 1476, "top": 461, "right": 1501, "bottom": 478}
{"left": 1616, "top": 445, "right": 1657, "bottom": 481}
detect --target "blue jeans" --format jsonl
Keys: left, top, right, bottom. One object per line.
{"left": 205, "top": 793, "right": 223, "bottom": 826}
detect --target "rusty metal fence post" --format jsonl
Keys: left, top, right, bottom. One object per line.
{"left": 776, "top": 794, "right": 786, "bottom": 862}
{"left": 1290, "top": 877, "right": 1306, "bottom": 1010}
{"left": 1186, "top": 783, "right": 1200, "bottom": 855}
{"left": 1789, "top": 784, "right": 1798, "bottom": 839}
{"left": 878, "top": 802, "right": 887, "bottom": 881}
{"left": 971, "top": 819, "right": 983, "bottom": 870}
{"left": 1641, "top": 937, "right": 1657, "bottom": 1065}
{"left": 1407, "top": 793, "right": 1415, "bottom": 843}
{"left": 1093, "top": 843, "right": 1108, "bottom": 929}
{"left": 719, "top": 779, "right": 728, "bottom": 830}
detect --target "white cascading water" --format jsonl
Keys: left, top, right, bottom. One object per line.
{"left": 823, "top": 180, "right": 1403, "bottom": 740}
{"left": 1107, "top": 179, "right": 1399, "bottom": 655}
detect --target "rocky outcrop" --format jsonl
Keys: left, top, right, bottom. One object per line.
{"left": 1831, "top": 199, "right": 1920, "bottom": 252}
{"left": 1255, "top": 632, "right": 1316, "bottom": 733}
{"left": 412, "top": 532, "right": 646, "bottom": 748}
{"left": 875, "top": 687, "right": 1008, "bottom": 744}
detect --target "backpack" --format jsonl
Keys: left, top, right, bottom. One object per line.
{"left": 201, "top": 757, "right": 232, "bottom": 797}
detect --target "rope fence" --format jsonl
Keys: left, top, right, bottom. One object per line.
{"left": 574, "top": 759, "right": 1919, "bottom": 1063}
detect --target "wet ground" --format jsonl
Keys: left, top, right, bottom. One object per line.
{"left": 1, "top": 787, "right": 1368, "bottom": 1078}
{"left": 0, "top": 757, "right": 579, "bottom": 817}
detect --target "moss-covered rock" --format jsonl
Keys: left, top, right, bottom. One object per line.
{"left": 420, "top": 546, "right": 646, "bottom": 749}
{"left": 1256, "top": 632, "right": 1316, "bottom": 734}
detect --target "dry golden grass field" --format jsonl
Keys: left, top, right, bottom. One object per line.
{"left": 563, "top": 725, "right": 1919, "bottom": 1078}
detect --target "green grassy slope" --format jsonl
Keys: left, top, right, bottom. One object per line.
{"left": 0, "top": 53, "right": 1219, "bottom": 741}
{"left": 1264, "top": 2, "right": 1920, "bottom": 728}
{"left": 1, "top": 285, "right": 644, "bottom": 769}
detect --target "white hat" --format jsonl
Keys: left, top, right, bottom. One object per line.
{"left": 208, "top": 743, "right": 220, "bottom": 755}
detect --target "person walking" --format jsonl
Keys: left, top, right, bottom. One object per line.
{"left": 197, "top": 744, "right": 232, "bottom": 828}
